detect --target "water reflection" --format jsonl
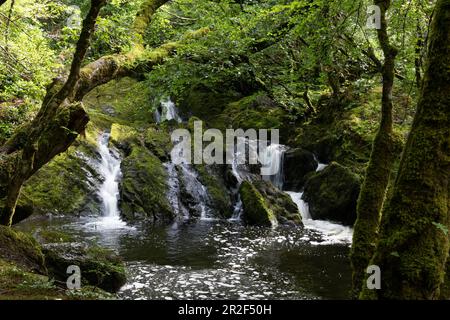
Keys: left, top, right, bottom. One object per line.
{"left": 16, "top": 215, "right": 351, "bottom": 300}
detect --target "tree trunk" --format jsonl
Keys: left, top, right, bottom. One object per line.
{"left": 361, "top": 0, "right": 450, "bottom": 299}
{"left": 0, "top": 0, "right": 205, "bottom": 226}
{"left": 0, "top": 0, "right": 107, "bottom": 226}
{"left": 350, "top": 0, "right": 402, "bottom": 298}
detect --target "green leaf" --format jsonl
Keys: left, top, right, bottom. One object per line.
{"left": 432, "top": 222, "right": 449, "bottom": 236}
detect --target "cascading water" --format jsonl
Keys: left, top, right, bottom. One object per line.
{"left": 260, "top": 144, "right": 287, "bottom": 190}
{"left": 157, "top": 102, "right": 214, "bottom": 220}
{"left": 94, "top": 132, "right": 128, "bottom": 229}
{"left": 155, "top": 98, "right": 183, "bottom": 123}
{"left": 257, "top": 143, "right": 352, "bottom": 245}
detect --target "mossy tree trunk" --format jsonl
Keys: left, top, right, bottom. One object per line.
{"left": 0, "top": 0, "right": 107, "bottom": 226}
{"left": 361, "top": 0, "right": 450, "bottom": 299}
{"left": 0, "top": 0, "right": 178, "bottom": 226}
{"left": 350, "top": 0, "right": 402, "bottom": 298}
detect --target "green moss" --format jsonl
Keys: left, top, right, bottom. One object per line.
{"left": 43, "top": 243, "right": 126, "bottom": 294}
{"left": 120, "top": 145, "right": 173, "bottom": 222}
{"left": 195, "top": 165, "right": 232, "bottom": 218}
{"left": 83, "top": 77, "right": 155, "bottom": 127}
{"left": 144, "top": 125, "right": 173, "bottom": 161}
{"left": 0, "top": 225, "right": 46, "bottom": 274}
{"left": 252, "top": 180, "right": 302, "bottom": 226}
{"left": 215, "top": 92, "right": 286, "bottom": 131}
{"left": 21, "top": 148, "right": 99, "bottom": 216}
{"left": 303, "top": 162, "right": 361, "bottom": 226}
{"left": 239, "top": 181, "right": 277, "bottom": 227}
{"left": 36, "top": 229, "right": 74, "bottom": 244}
{"left": 0, "top": 259, "right": 115, "bottom": 300}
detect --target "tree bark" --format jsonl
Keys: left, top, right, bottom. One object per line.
{"left": 350, "top": 0, "right": 402, "bottom": 298}
{"left": 361, "top": 0, "right": 450, "bottom": 299}
{"left": 0, "top": 0, "right": 107, "bottom": 226}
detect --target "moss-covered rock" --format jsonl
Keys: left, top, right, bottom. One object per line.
{"left": 282, "top": 148, "right": 318, "bottom": 191}
{"left": 144, "top": 125, "right": 173, "bottom": 162}
{"left": 19, "top": 122, "right": 102, "bottom": 219}
{"left": 178, "top": 84, "right": 242, "bottom": 124}
{"left": 119, "top": 145, "right": 173, "bottom": 222}
{"left": 21, "top": 147, "right": 101, "bottom": 217}
{"left": 239, "top": 181, "right": 277, "bottom": 227}
{"left": 303, "top": 162, "right": 361, "bottom": 225}
{"left": 0, "top": 258, "right": 114, "bottom": 300}
{"left": 83, "top": 77, "right": 155, "bottom": 126}
{"left": 215, "top": 92, "right": 291, "bottom": 136}
{"left": 239, "top": 179, "right": 302, "bottom": 227}
{"left": 42, "top": 243, "right": 126, "bottom": 293}
{"left": 195, "top": 164, "right": 233, "bottom": 218}
{"left": 110, "top": 123, "right": 174, "bottom": 222}
{"left": 0, "top": 225, "right": 46, "bottom": 274}
{"left": 252, "top": 180, "right": 302, "bottom": 226}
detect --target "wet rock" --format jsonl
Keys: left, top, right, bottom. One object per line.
{"left": 303, "top": 162, "right": 361, "bottom": 226}
{"left": 239, "top": 181, "right": 277, "bottom": 227}
{"left": 252, "top": 180, "right": 302, "bottom": 226}
{"left": 119, "top": 145, "right": 173, "bottom": 222}
{"left": 0, "top": 225, "right": 46, "bottom": 274}
{"left": 42, "top": 243, "right": 126, "bottom": 293}
{"left": 282, "top": 148, "right": 318, "bottom": 191}
{"left": 239, "top": 180, "right": 302, "bottom": 227}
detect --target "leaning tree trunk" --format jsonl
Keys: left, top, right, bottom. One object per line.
{"left": 0, "top": 0, "right": 177, "bottom": 226}
{"left": 361, "top": 0, "right": 450, "bottom": 299}
{"left": 0, "top": 0, "right": 107, "bottom": 226}
{"left": 350, "top": 0, "right": 403, "bottom": 298}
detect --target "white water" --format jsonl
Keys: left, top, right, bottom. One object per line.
{"left": 286, "top": 192, "right": 353, "bottom": 245}
{"left": 260, "top": 144, "right": 287, "bottom": 190}
{"left": 93, "top": 133, "right": 129, "bottom": 229}
{"left": 155, "top": 98, "right": 182, "bottom": 123}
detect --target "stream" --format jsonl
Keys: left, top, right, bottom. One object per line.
{"left": 16, "top": 101, "right": 354, "bottom": 300}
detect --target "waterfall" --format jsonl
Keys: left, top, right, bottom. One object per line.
{"left": 313, "top": 155, "right": 328, "bottom": 172}
{"left": 165, "top": 135, "right": 214, "bottom": 220}
{"left": 155, "top": 98, "right": 182, "bottom": 123}
{"left": 95, "top": 132, "right": 128, "bottom": 229}
{"left": 286, "top": 191, "right": 353, "bottom": 245}
{"left": 260, "top": 144, "right": 287, "bottom": 190}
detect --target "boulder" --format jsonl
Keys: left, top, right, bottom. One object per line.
{"left": 0, "top": 225, "right": 46, "bottom": 275}
{"left": 119, "top": 145, "right": 174, "bottom": 222}
{"left": 303, "top": 162, "right": 361, "bottom": 226}
{"left": 239, "top": 180, "right": 302, "bottom": 227}
{"left": 282, "top": 148, "right": 318, "bottom": 191}
{"left": 239, "top": 181, "right": 277, "bottom": 227}
{"left": 195, "top": 164, "right": 233, "bottom": 218}
{"left": 42, "top": 243, "right": 126, "bottom": 293}
{"left": 252, "top": 180, "right": 302, "bottom": 226}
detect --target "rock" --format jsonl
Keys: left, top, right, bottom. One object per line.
{"left": 239, "top": 181, "right": 277, "bottom": 227}
{"left": 0, "top": 225, "right": 46, "bottom": 274}
{"left": 119, "top": 145, "right": 174, "bottom": 222}
{"left": 111, "top": 123, "right": 174, "bottom": 222}
{"left": 282, "top": 148, "right": 318, "bottom": 191}
{"left": 42, "top": 243, "right": 126, "bottom": 293}
{"left": 21, "top": 145, "right": 102, "bottom": 218}
{"left": 303, "top": 162, "right": 361, "bottom": 226}
{"left": 239, "top": 180, "right": 302, "bottom": 227}
{"left": 195, "top": 164, "right": 233, "bottom": 218}
{"left": 252, "top": 180, "right": 302, "bottom": 226}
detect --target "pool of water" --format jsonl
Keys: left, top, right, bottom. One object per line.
{"left": 16, "top": 215, "right": 352, "bottom": 300}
